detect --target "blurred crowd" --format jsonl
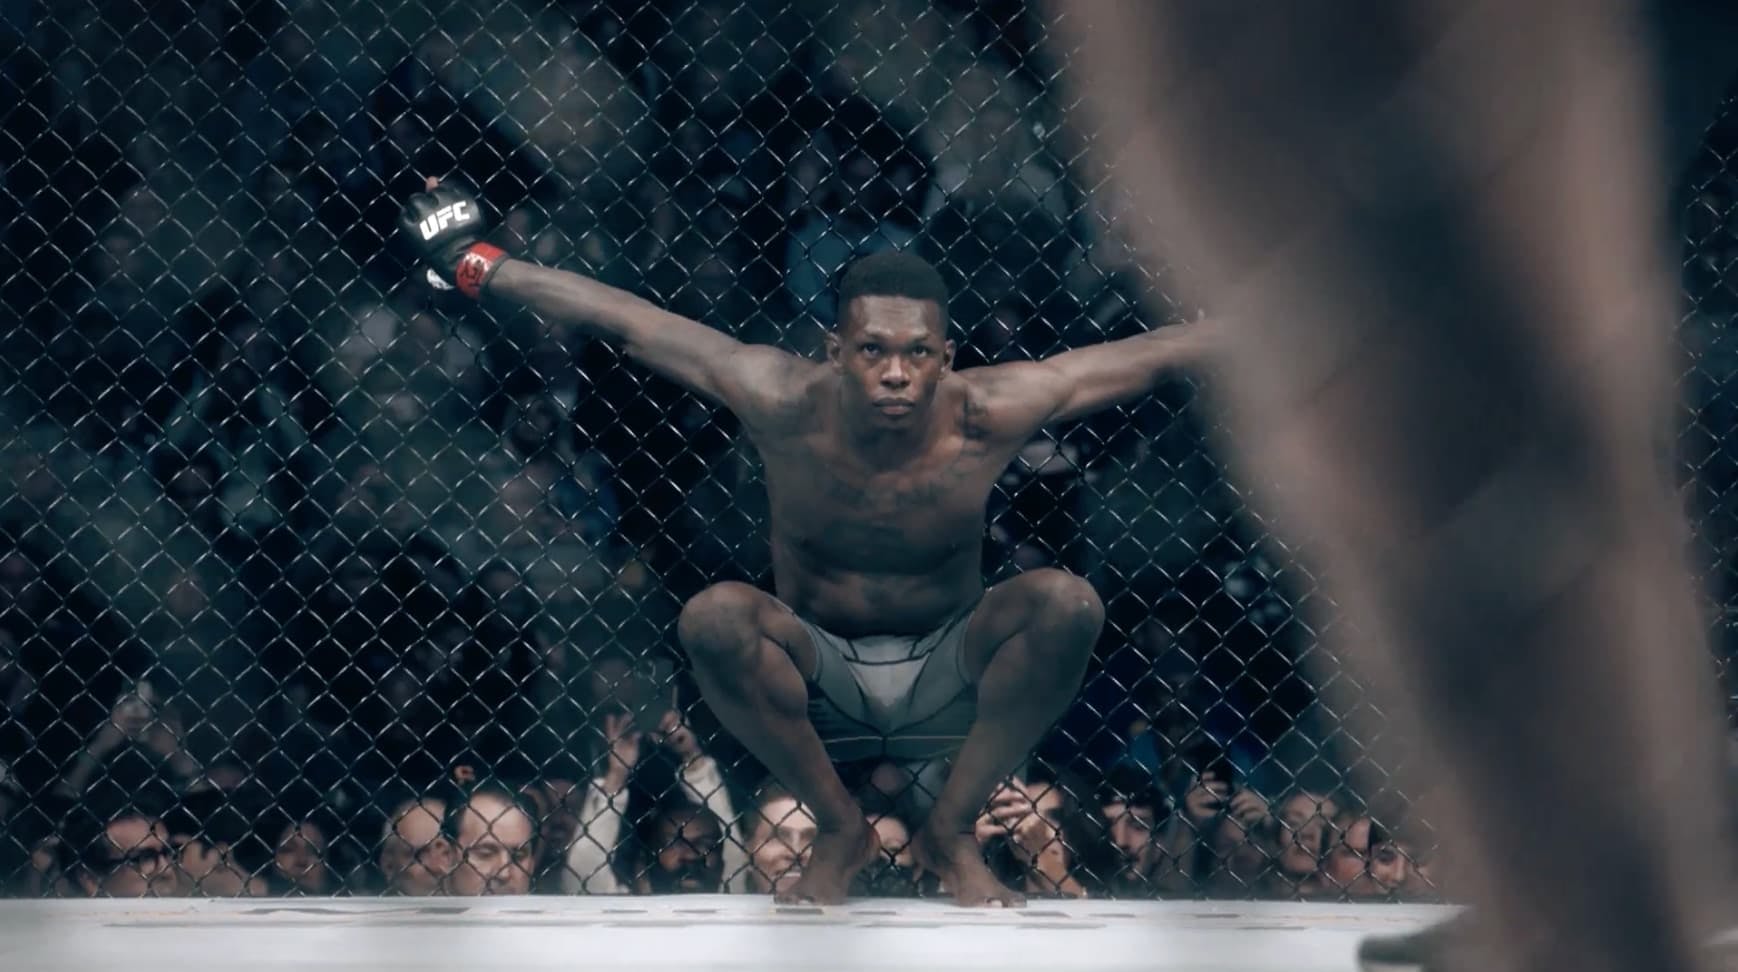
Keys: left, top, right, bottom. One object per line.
{"left": 2, "top": 0, "right": 1735, "bottom": 903}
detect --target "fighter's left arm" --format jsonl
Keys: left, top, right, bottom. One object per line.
{"left": 976, "top": 319, "right": 1220, "bottom": 432}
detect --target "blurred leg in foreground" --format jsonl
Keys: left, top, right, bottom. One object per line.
{"left": 1056, "top": 2, "right": 1731, "bottom": 970}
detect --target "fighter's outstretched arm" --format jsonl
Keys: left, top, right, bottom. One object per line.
{"left": 971, "top": 319, "right": 1219, "bottom": 433}
{"left": 399, "top": 178, "right": 798, "bottom": 414}
{"left": 484, "top": 260, "right": 795, "bottom": 408}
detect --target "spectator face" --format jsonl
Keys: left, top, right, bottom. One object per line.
{"left": 1322, "top": 815, "right": 1408, "bottom": 896}
{"left": 448, "top": 793, "right": 536, "bottom": 896}
{"left": 1364, "top": 830, "right": 1411, "bottom": 893}
{"left": 868, "top": 814, "right": 913, "bottom": 867}
{"left": 174, "top": 836, "right": 262, "bottom": 897}
{"left": 860, "top": 814, "right": 918, "bottom": 896}
{"left": 379, "top": 799, "right": 452, "bottom": 896}
{"left": 747, "top": 796, "right": 816, "bottom": 895}
{"left": 1012, "top": 782, "right": 1070, "bottom": 862}
{"left": 1013, "top": 786, "right": 1081, "bottom": 894}
{"left": 1322, "top": 815, "right": 1371, "bottom": 890}
{"left": 648, "top": 807, "right": 725, "bottom": 894}
{"left": 80, "top": 816, "right": 181, "bottom": 898}
{"left": 829, "top": 298, "right": 953, "bottom": 432}
{"left": 1101, "top": 796, "right": 1164, "bottom": 889}
{"left": 1274, "top": 792, "right": 1339, "bottom": 879}
{"left": 274, "top": 821, "right": 331, "bottom": 894}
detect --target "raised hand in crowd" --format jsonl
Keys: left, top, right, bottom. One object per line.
{"left": 1181, "top": 770, "right": 1234, "bottom": 831}
{"left": 600, "top": 712, "right": 642, "bottom": 798}
{"left": 973, "top": 780, "right": 1037, "bottom": 845}
{"left": 973, "top": 778, "right": 1088, "bottom": 899}
{"left": 1223, "top": 788, "right": 1271, "bottom": 835}
{"left": 652, "top": 709, "right": 704, "bottom": 766}
{"left": 59, "top": 680, "right": 198, "bottom": 796}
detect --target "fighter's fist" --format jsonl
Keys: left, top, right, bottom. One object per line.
{"left": 398, "top": 176, "right": 507, "bottom": 299}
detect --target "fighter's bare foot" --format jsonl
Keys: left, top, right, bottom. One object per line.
{"left": 776, "top": 818, "right": 879, "bottom": 906}
{"left": 912, "top": 826, "right": 1026, "bottom": 908}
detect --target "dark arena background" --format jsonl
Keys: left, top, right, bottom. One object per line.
{"left": 3, "top": 2, "right": 1738, "bottom": 970}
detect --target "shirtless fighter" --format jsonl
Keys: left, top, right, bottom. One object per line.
{"left": 398, "top": 177, "right": 1215, "bottom": 906}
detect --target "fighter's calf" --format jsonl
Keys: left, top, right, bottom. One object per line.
{"left": 676, "top": 582, "right": 860, "bottom": 832}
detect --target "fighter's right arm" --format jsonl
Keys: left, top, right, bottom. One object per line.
{"left": 400, "top": 179, "right": 797, "bottom": 412}
{"left": 484, "top": 260, "right": 790, "bottom": 409}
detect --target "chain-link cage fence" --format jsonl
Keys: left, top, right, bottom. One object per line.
{"left": 0, "top": 0, "right": 1733, "bottom": 904}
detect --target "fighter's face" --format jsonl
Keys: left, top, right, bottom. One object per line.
{"left": 829, "top": 297, "right": 953, "bottom": 429}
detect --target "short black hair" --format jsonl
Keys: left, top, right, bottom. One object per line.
{"left": 835, "top": 250, "right": 948, "bottom": 319}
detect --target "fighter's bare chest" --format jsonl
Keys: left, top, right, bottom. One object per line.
{"left": 762, "top": 442, "right": 999, "bottom": 568}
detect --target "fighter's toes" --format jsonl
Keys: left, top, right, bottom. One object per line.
{"left": 777, "top": 872, "right": 849, "bottom": 906}
{"left": 775, "top": 820, "right": 879, "bottom": 907}
{"left": 912, "top": 827, "right": 1027, "bottom": 909}
{"left": 948, "top": 870, "right": 1026, "bottom": 909}
{"left": 774, "top": 886, "right": 823, "bottom": 906}
{"left": 962, "top": 886, "right": 1027, "bottom": 909}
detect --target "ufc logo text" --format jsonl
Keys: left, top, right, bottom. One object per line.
{"left": 418, "top": 202, "right": 471, "bottom": 240}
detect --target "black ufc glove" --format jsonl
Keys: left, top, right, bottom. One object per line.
{"left": 398, "top": 179, "right": 507, "bottom": 300}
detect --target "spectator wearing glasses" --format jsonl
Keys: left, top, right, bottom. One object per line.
{"left": 59, "top": 798, "right": 183, "bottom": 898}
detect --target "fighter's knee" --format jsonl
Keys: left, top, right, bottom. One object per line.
{"left": 677, "top": 581, "right": 768, "bottom": 660}
{"left": 1023, "top": 568, "right": 1106, "bottom": 632}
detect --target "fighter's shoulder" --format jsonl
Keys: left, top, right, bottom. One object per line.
{"left": 730, "top": 342, "right": 818, "bottom": 386}
{"left": 953, "top": 362, "right": 1062, "bottom": 434}
{"left": 728, "top": 346, "right": 826, "bottom": 427}
{"left": 956, "top": 360, "right": 1052, "bottom": 399}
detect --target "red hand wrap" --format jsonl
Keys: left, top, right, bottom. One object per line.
{"left": 455, "top": 242, "right": 507, "bottom": 300}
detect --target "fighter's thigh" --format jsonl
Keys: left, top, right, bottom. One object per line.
{"left": 958, "top": 568, "right": 1103, "bottom": 680}
{"left": 676, "top": 581, "right": 820, "bottom": 678}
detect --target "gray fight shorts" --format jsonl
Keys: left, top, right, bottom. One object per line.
{"left": 781, "top": 600, "right": 981, "bottom": 766}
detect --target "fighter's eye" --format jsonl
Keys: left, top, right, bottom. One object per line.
{"left": 861, "top": 343, "right": 882, "bottom": 355}
{"left": 910, "top": 346, "right": 931, "bottom": 357}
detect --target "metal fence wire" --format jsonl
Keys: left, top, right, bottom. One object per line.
{"left": 1, "top": 0, "right": 1735, "bottom": 903}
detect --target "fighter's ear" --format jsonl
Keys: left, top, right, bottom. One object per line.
{"left": 825, "top": 330, "right": 843, "bottom": 369}
{"left": 943, "top": 339, "right": 956, "bottom": 371}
